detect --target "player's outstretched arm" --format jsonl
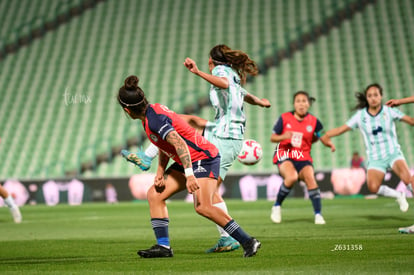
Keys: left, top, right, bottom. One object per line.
{"left": 386, "top": 96, "right": 414, "bottom": 107}
{"left": 183, "top": 57, "right": 228, "bottom": 89}
{"left": 320, "top": 124, "right": 352, "bottom": 152}
{"left": 270, "top": 132, "right": 293, "bottom": 143}
{"left": 400, "top": 115, "right": 414, "bottom": 126}
{"left": 179, "top": 114, "right": 207, "bottom": 135}
{"left": 319, "top": 135, "right": 336, "bottom": 152}
{"left": 244, "top": 92, "right": 271, "bottom": 108}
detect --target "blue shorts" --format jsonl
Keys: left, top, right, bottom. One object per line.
{"left": 367, "top": 150, "right": 405, "bottom": 173}
{"left": 167, "top": 155, "right": 221, "bottom": 179}
{"left": 276, "top": 159, "right": 313, "bottom": 173}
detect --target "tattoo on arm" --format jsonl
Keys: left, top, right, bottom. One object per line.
{"left": 166, "top": 131, "right": 192, "bottom": 168}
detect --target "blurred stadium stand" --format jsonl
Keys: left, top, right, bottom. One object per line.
{"left": 0, "top": 0, "right": 413, "bottom": 181}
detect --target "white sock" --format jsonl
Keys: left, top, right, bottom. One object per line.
{"left": 214, "top": 202, "right": 230, "bottom": 238}
{"left": 377, "top": 185, "right": 400, "bottom": 198}
{"left": 407, "top": 184, "right": 413, "bottom": 193}
{"left": 145, "top": 143, "right": 159, "bottom": 159}
{"left": 4, "top": 195, "right": 17, "bottom": 209}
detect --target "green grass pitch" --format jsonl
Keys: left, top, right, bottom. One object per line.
{"left": 1, "top": 198, "right": 413, "bottom": 274}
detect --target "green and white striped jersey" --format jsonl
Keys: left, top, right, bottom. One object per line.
{"left": 208, "top": 65, "right": 248, "bottom": 140}
{"left": 346, "top": 105, "right": 405, "bottom": 161}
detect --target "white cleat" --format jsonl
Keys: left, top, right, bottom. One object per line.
{"left": 314, "top": 213, "right": 326, "bottom": 225}
{"left": 399, "top": 224, "right": 414, "bottom": 234}
{"left": 10, "top": 207, "right": 22, "bottom": 223}
{"left": 396, "top": 192, "right": 409, "bottom": 212}
{"left": 270, "top": 206, "right": 281, "bottom": 223}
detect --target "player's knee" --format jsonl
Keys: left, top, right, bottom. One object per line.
{"left": 194, "top": 203, "right": 213, "bottom": 218}
{"left": 285, "top": 174, "right": 298, "bottom": 186}
{"left": 399, "top": 173, "right": 412, "bottom": 185}
{"left": 146, "top": 187, "right": 163, "bottom": 203}
{"left": 367, "top": 182, "right": 380, "bottom": 193}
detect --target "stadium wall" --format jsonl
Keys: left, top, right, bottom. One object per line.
{"left": 2, "top": 170, "right": 405, "bottom": 206}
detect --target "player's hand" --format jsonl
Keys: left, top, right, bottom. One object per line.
{"left": 283, "top": 131, "right": 293, "bottom": 141}
{"left": 184, "top": 58, "right": 199, "bottom": 75}
{"left": 154, "top": 174, "right": 166, "bottom": 193}
{"left": 385, "top": 99, "right": 400, "bottom": 107}
{"left": 261, "top": 98, "right": 271, "bottom": 108}
{"left": 328, "top": 142, "right": 336, "bottom": 152}
{"left": 185, "top": 175, "right": 199, "bottom": 194}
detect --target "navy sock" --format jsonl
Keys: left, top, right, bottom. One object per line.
{"left": 308, "top": 188, "right": 321, "bottom": 214}
{"left": 151, "top": 218, "right": 170, "bottom": 247}
{"left": 275, "top": 183, "right": 291, "bottom": 206}
{"left": 223, "top": 220, "right": 251, "bottom": 245}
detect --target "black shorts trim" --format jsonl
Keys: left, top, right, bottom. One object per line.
{"left": 167, "top": 155, "right": 220, "bottom": 179}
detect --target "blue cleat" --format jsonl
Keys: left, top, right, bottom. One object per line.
{"left": 206, "top": 236, "right": 240, "bottom": 253}
{"left": 121, "top": 149, "right": 152, "bottom": 171}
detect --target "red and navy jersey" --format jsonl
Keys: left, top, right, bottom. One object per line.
{"left": 142, "top": 103, "right": 218, "bottom": 165}
{"left": 272, "top": 112, "right": 323, "bottom": 163}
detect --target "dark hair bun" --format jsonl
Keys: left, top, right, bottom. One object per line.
{"left": 124, "top": 75, "right": 139, "bottom": 91}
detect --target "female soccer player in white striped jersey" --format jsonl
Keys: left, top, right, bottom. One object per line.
{"left": 386, "top": 94, "right": 414, "bottom": 234}
{"left": 321, "top": 84, "right": 414, "bottom": 213}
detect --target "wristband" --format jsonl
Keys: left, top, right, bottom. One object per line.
{"left": 184, "top": 167, "right": 194, "bottom": 177}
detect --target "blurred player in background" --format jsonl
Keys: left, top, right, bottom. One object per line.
{"left": 118, "top": 75, "right": 261, "bottom": 258}
{"left": 122, "top": 44, "right": 270, "bottom": 253}
{"left": 0, "top": 137, "right": 22, "bottom": 223}
{"left": 350, "top": 151, "right": 365, "bottom": 169}
{"left": 0, "top": 184, "right": 22, "bottom": 223}
{"left": 321, "top": 84, "right": 414, "bottom": 218}
{"left": 270, "top": 91, "right": 332, "bottom": 225}
{"left": 386, "top": 94, "right": 414, "bottom": 234}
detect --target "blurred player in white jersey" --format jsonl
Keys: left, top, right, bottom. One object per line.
{"left": 321, "top": 84, "right": 414, "bottom": 218}
{"left": 386, "top": 94, "right": 414, "bottom": 233}
{"left": 0, "top": 184, "right": 22, "bottom": 223}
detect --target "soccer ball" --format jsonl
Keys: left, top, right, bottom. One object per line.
{"left": 237, "top": 139, "right": 263, "bottom": 165}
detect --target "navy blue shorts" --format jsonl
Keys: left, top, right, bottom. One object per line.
{"left": 167, "top": 155, "right": 220, "bottom": 179}
{"left": 276, "top": 159, "right": 313, "bottom": 173}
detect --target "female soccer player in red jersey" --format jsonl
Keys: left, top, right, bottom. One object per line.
{"left": 270, "top": 91, "right": 332, "bottom": 224}
{"left": 117, "top": 75, "right": 260, "bottom": 258}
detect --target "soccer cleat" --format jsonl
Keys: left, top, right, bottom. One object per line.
{"left": 10, "top": 206, "right": 22, "bottom": 223}
{"left": 242, "top": 237, "right": 261, "bottom": 257}
{"left": 270, "top": 205, "right": 281, "bottom": 223}
{"left": 314, "top": 213, "right": 326, "bottom": 225}
{"left": 121, "top": 149, "right": 152, "bottom": 171}
{"left": 137, "top": 244, "right": 173, "bottom": 258}
{"left": 205, "top": 236, "right": 240, "bottom": 253}
{"left": 396, "top": 192, "right": 409, "bottom": 212}
{"left": 399, "top": 224, "right": 414, "bottom": 234}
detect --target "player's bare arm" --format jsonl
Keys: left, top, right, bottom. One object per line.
{"left": 244, "top": 93, "right": 271, "bottom": 108}
{"left": 386, "top": 96, "right": 414, "bottom": 107}
{"left": 184, "top": 58, "right": 229, "bottom": 89}
{"left": 400, "top": 115, "right": 414, "bottom": 126}
{"left": 154, "top": 151, "right": 170, "bottom": 193}
{"left": 165, "top": 131, "right": 192, "bottom": 169}
{"left": 165, "top": 130, "right": 199, "bottom": 193}
{"left": 270, "top": 132, "right": 293, "bottom": 143}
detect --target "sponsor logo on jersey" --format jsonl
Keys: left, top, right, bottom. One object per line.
{"left": 150, "top": 134, "right": 158, "bottom": 142}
